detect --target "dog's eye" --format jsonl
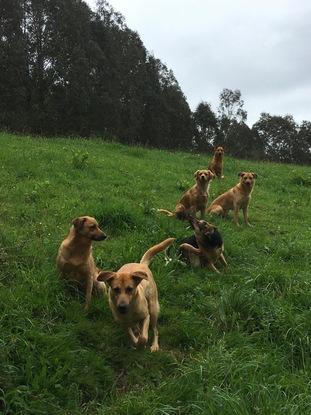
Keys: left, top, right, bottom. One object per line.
{"left": 126, "top": 287, "right": 133, "bottom": 294}
{"left": 113, "top": 287, "right": 120, "bottom": 294}
{"left": 90, "top": 225, "right": 97, "bottom": 230}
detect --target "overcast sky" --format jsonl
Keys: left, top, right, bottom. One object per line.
{"left": 86, "top": 0, "right": 311, "bottom": 126}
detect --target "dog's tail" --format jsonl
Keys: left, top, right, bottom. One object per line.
{"left": 157, "top": 208, "right": 190, "bottom": 221}
{"left": 157, "top": 208, "right": 175, "bottom": 217}
{"left": 140, "top": 238, "right": 175, "bottom": 266}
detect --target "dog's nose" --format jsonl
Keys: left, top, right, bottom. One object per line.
{"left": 117, "top": 303, "right": 128, "bottom": 314}
{"left": 97, "top": 233, "right": 107, "bottom": 241}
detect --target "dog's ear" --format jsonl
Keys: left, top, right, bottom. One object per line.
{"left": 131, "top": 271, "right": 148, "bottom": 286}
{"left": 251, "top": 172, "right": 258, "bottom": 179}
{"left": 97, "top": 270, "right": 116, "bottom": 286}
{"left": 72, "top": 217, "right": 86, "bottom": 229}
{"left": 238, "top": 172, "right": 245, "bottom": 177}
{"left": 194, "top": 170, "right": 200, "bottom": 179}
{"left": 208, "top": 170, "right": 215, "bottom": 179}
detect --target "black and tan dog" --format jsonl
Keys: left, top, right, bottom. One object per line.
{"left": 98, "top": 238, "right": 175, "bottom": 352}
{"left": 158, "top": 169, "right": 214, "bottom": 220}
{"left": 56, "top": 216, "right": 107, "bottom": 310}
{"left": 180, "top": 217, "right": 227, "bottom": 273}
{"left": 208, "top": 146, "right": 225, "bottom": 178}
{"left": 207, "top": 172, "right": 257, "bottom": 226}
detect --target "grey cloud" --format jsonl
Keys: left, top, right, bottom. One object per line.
{"left": 86, "top": 0, "right": 311, "bottom": 125}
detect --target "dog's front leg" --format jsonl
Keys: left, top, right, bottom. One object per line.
{"left": 242, "top": 206, "right": 252, "bottom": 226}
{"left": 84, "top": 277, "right": 94, "bottom": 311}
{"left": 208, "top": 262, "right": 220, "bottom": 274}
{"left": 233, "top": 205, "right": 240, "bottom": 226}
{"left": 220, "top": 253, "right": 228, "bottom": 266}
{"left": 128, "top": 327, "right": 138, "bottom": 346}
{"left": 136, "top": 315, "right": 150, "bottom": 348}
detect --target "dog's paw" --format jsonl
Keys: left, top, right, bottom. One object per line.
{"left": 150, "top": 344, "right": 159, "bottom": 352}
{"left": 136, "top": 335, "right": 148, "bottom": 348}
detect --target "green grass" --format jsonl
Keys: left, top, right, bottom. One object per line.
{"left": 0, "top": 131, "right": 310, "bottom": 415}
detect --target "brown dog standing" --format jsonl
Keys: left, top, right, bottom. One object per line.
{"left": 207, "top": 172, "right": 257, "bottom": 226}
{"left": 57, "top": 216, "right": 107, "bottom": 310}
{"left": 98, "top": 238, "right": 175, "bottom": 352}
{"left": 208, "top": 146, "right": 225, "bottom": 178}
{"left": 158, "top": 169, "right": 214, "bottom": 220}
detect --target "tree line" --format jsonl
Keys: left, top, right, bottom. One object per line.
{"left": 1, "top": 0, "right": 310, "bottom": 164}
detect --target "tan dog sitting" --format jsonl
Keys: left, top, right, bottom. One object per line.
{"left": 180, "top": 217, "right": 227, "bottom": 273}
{"left": 208, "top": 146, "right": 225, "bottom": 178}
{"left": 158, "top": 169, "right": 214, "bottom": 220}
{"left": 207, "top": 172, "right": 257, "bottom": 226}
{"left": 57, "top": 216, "right": 107, "bottom": 310}
{"left": 98, "top": 238, "right": 175, "bottom": 352}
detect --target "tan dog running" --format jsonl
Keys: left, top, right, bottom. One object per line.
{"left": 158, "top": 170, "right": 214, "bottom": 220}
{"left": 180, "top": 217, "right": 227, "bottom": 273}
{"left": 207, "top": 172, "right": 257, "bottom": 226}
{"left": 208, "top": 146, "right": 225, "bottom": 178}
{"left": 57, "top": 216, "right": 107, "bottom": 310}
{"left": 97, "top": 238, "right": 175, "bottom": 352}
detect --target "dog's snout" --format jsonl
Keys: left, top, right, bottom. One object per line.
{"left": 94, "top": 232, "right": 107, "bottom": 241}
{"left": 117, "top": 303, "right": 128, "bottom": 314}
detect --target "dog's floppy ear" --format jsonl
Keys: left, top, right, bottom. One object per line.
{"left": 194, "top": 170, "right": 200, "bottom": 179}
{"left": 97, "top": 270, "right": 116, "bottom": 286}
{"left": 131, "top": 271, "right": 148, "bottom": 286}
{"left": 238, "top": 172, "right": 245, "bottom": 177}
{"left": 72, "top": 217, "right": 86, "bottom": 229}
{"left": 251, "top": 172, "right": 258, "bottom": 179}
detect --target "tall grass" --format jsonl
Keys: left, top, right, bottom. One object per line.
{"left": 0, "top": 132, "right": 310, "bottom": 414}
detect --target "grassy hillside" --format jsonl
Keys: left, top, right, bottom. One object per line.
{"left": 0, "top": 131, "right": 311, "bottom": 415}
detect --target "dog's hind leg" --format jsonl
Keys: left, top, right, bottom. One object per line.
{"left": 208, "top": 205, "right": 224, "bottom": 216}
{"left": 179, "top": 243, "right": 201, "bottom": 256}
{"left": 149, "top": 301, "right": 160, "bottom": 352}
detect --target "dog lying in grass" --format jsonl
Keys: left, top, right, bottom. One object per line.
{"left": 97, "top": 238, "right": 175, "bottom": 352}
{"left": 207, "top": 172, "right": 257, "bottom": 226}
{"left": 158, "top": 170, "right": 214, "bottom": 220}
{"left": 179, "top": 218, "right": 227, "bottom": 273}
{"left": 208, "top": 146, "right": 225, "bottom": 178}
{"left": 57, "top": 216, "right": 107, "bottom": 310}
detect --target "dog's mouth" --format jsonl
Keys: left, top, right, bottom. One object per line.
{"left": 117, "top": 305, "right": 128, "bottom": 314}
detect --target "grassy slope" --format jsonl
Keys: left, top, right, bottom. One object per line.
{"left": 0, "top": 131, "right": 311, "bottom": 415}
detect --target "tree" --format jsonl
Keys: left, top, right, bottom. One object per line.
{"left": 293, "top": 121, "right": 311, "bottom": 165}
{"left": 0, "top": 0, "right": 194, "bottom": 149}
{"left": 193, "top": 102, "right": 221, "bottom": 151}
{"left": 0, "top": 0, "right": 28, "bottom": 130}
{"left": 227, "top": 121, "right": 265, "bottom": 159}
{"left": 252, "top": 113, "right": 297, "bottom": 163}
{"left": 217, "top": 88, "right": 247, "bottom": 143}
